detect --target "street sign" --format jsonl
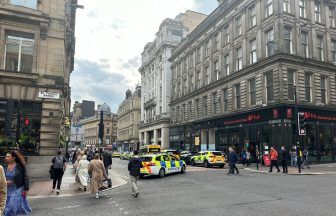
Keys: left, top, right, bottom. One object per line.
{"left": 38, "top": 91, "right": 60, "bottom": 99}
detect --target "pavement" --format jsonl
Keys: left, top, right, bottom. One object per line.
{"left": 28, "top": 163, "right": 128, "bottom": 199}
{"left": 242, "top": 163, "right": 336, "bottom": 175}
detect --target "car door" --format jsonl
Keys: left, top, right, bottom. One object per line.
{"left": 194, "top": 153, "right": 201, "bottom": 164}
{"left": 169, "top": 155, "right": 179, "bottom": 173}
{"left": 162, "top": 155, "right": 171, "bottom": 174}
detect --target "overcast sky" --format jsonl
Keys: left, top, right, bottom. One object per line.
{"left": 71, "top": 0, "right": 218, "bottom": 113}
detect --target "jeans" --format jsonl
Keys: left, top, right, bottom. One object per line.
{"left": 130, "top": 175, "right": 139, "bottom": 194}
{"left": 228, "top": 163, "right": 239, "bottom": 174}
{"left": 291, "top": 156, "right": 297, "bottom": 167}
{"left": 269, "top": 160, "right": 280, "bottom": 172}
{"left": 52, "top": 168, "right": 64, "bottom": 190}
{"left": 104, "top": 165, "right": 109, "bottom": 176}
{"left": 301, "top": 158, "right": 309, "bottom": 169}
{"left": 281, "top": 160, "right": 288, "bottom": 173}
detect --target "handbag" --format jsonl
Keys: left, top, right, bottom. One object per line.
{"left": 49, "top": 165, "right": 55, "bottom": 179}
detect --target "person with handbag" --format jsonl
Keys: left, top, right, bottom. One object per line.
{"left": 51, "top": 150, "right": 67, "bottom": 195}
{"left": 4, "top": 150, "right": 31, "bottom": 216}
{"left": 0, "top": 164, "right": 7, "bottom": 215}
{"left": 88, "top": 154, "right": 107, "bottom": 199}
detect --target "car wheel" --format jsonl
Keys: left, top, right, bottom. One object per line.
{"left": 159, "top": 168, "right": 165, "bottom": 178}
{"left": 203, "top": 160, "right": 209, "bottom": 168}
{"left": 191, "top": 160, "right": 195, "bottom": 166}
{"left": 181, "top": 165, "right": 186, "bottom": 173}
{"left": 219, "top": 165, "right": 224, "bottom": 168}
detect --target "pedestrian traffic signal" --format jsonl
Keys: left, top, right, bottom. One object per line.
{"left": 23, "top": 118, "right": 31, "bottom": 126}
{"left": 298, "top": 112, "right": 306, "bottom": 135}
{"left": 21, "top": 118, "right": 32, "bottom": 135}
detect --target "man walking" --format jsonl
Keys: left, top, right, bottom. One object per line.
{"left": 51, "top": 150, "right": 67, "bottom": 195}
{"left": 269, "top": 147, "right": 280, "bottom": 172}
{"left": 290, "top": 146, "right": 297, "bottom": 167}
{"left": 102, "top": 150, "right": 112, "bottom": 175}
{"left": 128, "top": 150, "right": 143, "bottom": 197}
{"left": 281, "top": 146, "right": 288, "bottom": 173}
{"left": 227, "top": 147, "right": 239, "bottom": 175}
{"left": 301, "top": 148, "right": 310, "bottom": 169}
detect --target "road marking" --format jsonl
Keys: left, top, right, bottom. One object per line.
{"left": 53, "top": 205, "right": 82, "bottom": 210}
{"left": 111, "top": 171, "right": 130, "bottom": 180}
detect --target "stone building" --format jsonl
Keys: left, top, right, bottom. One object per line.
{"left": 170, "top": 0, "right": 336, "bottom": 162}
{"left": 139, "top": 11, "right": 207, "bottom": 149}
{"left": 79, "top": 104, "right": 117, "bottom": 148}
{"left": 71, "top": 100, "right": 95, "bottom": 126}
{"left": 117, "top": 87, "right": 141, "bottom": 152}
{"left": 0, "top": 0, "right": 79, "bottom": 176}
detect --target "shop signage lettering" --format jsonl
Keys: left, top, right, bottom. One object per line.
{"left": 38, "top": 91, "right": 60, "bottom": 99}
{"left": 224, "top": 114, "right": 261, "bottom": 125}
{"left": 304, "top": 112, "right": 336, "bottom": 121}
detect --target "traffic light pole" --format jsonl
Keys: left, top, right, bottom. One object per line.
{"left": 15, "top": 100, "right": 22, "bottom": 146}
{"left": 294, "top": 86, "right": 301, "bottom": 174}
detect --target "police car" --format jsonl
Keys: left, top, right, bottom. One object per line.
{"left": 190, "top": 151, "right": 225, "bottom": 168}
{"left": 140, "top": 154, "right": 186, "bottom": 178}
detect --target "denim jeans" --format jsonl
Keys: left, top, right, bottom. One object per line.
{"left": 291, "top": 156, "right": 297, "bottom": 167}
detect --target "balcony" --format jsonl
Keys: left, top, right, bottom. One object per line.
{"left": 144, "top": 98, "right": 156, "bottom": 109}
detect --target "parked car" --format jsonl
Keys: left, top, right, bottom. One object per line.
{"left": 180, "top": 152, "right": 197, "bottom": 165}
{"left": 190, "top": 151, "right": 225, "bottom": 168}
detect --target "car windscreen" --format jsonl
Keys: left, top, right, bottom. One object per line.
{"left": 211, "top": 152, "right": 222, "bottom": 156}
{"left": 141, "top": 157, "right": 153, "bottom": 162}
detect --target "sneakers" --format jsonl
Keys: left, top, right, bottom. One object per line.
{"left": 133, "top": 192, "right": 139, "bottom": 197}
{"left": 56, "top": 190, "right": 60, "bottom": 195}
{"left": 84, "top": 187, "right": 87, "bottom": 192}
{"left": 96, "top": 192, "right": 99, "bottom": 199}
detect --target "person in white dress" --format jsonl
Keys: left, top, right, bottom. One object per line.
{"left": 75, "top": 155, "right": 89, "bottom": 191}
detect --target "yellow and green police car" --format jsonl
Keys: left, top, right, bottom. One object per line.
{"left": 140, "top": 154, "right": 186, "bottom": 178}
{"left": 190, "top": 151, "right": 225, "bottom": 168}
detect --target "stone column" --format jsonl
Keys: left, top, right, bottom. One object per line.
{"left": 161, "top": 128, "right": 169, "bottom": 149}
{"left": 139, "top": 132, "right": 143, "bottom": 145}
{"left": 144, "top": 131, "right": 148, "bottom": 145}
{"left": 153, "top": 129, "right": 158, "bottom": 145}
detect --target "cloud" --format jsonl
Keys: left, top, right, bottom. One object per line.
{"left": 72, "top": 0, "right": 218, "bottom": 112}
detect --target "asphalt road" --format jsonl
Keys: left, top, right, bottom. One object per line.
{"left": 29, "top": 158, "right": 336, "bottom": 216}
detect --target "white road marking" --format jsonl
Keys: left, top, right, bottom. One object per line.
{"left": 53, "top": 205, "right": 82, "bottom": 210}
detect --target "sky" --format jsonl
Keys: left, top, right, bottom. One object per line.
{"left": 71, "top": 0, "right": 218, "bottom": 113}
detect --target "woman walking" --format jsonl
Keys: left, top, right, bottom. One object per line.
{"left": 88, "top": 154, "right": 107, "bottom": 199}
{"left": 76, "top": 155, "right": 90, "bottom": 191}
{"left": 4, "top": 150, "right": 31, "bottom": 215}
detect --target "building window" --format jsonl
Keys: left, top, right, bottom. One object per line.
{"left": 224, "top": 54, "right": 230, "bottom": 76}
{"left": 188, "top": 101, "right": 192, "bottom": 120}
{"left": 287, "top": 69, "right": 296, "bottom": 100}
{"left": 196, "top": 71, "right": 201, "bottom": 89}
{"left": 283, "top": 0, "right": 290, "bottom": 13}
{"left": 189, "top": 74, "right": 194, "bottom": 92}
{"left": 284, "top": 26, "right": 292, "bottom": 54}
{"left": 183, "top": 79, "right": 187, "bottom": 96}
{"left": 305, "top": 73, "right": 312, "bottom": 102}
{"left": 212, "top": 92, "right": 218, "bottom": 114}
{"left": 189, "top": 52, "right": 194, "bottom": 68}
{"left": 235, "top": 84, "right": 241, "bottom": 108}
{"left": 214, "top": 61, "right": 220, "bottom": 81}
{"left": 249, "top": 78, "right": 256, "bottom": 106}
{"left": 321, "top": 76, "right": 328, "bottom": 104}
{"left": 250, "top": 39, "right": 257, "bottom": 64}
{"left": 196, "top": 47, "right": 201, "bottom": 63}
{"left": 235, "top": 47, "right": 242, "bottom": 71}
{"left": 249, "top": 5, "right": 256, "bottom": 28}
{"left": 203, "top": 96, "right": 208, "bottom": 117}
{"left": 223, "top": 25, "right": 230, "bottom": 45}
{"left": 266, "top": 0, "right": 273, "bottom": 17}
{"left": 299, "top": 0, "right": 306, "bottom": 18}
{"left": 315, "top": 2, "right": 321, "bottom": 23}
{"left": 330, "top": 7, "right": 336, "bottom": 28}
{"left": 331, "top": 39, "right": 336, "bottom": 62}
{"left": 223, "top": 88, "right": 228, "bottom": 112}
{"left": 266, "top": 29, "right": 275, "bottom": 57}
{"left": 317, "top": 35, "right": 324, "bottom": 61}
{"left": 265, "top": 71, "right": 274, "bottom": 102}
{"left": 205, "top": 40, "right": 210, "bottom": 58}
{"left": 214, "top": 33, "right": 220, "bottom": 51}
{"left": 10, "top": 0, "right": 37, "bottom": 9}
{"left": 195, "top": 99, "right": 200, "bottom": 118}
{"left": 235, "top": 16, "right": 242, "bottom": 37}
{"left": 4, "top": 33, "right": 34, "bottom": 73}
{"left": 300, "top": 31, "right": 309, "bottom": 58}
{"left": 204, "top": 67, "right": 210, "bottom": 85}
{"left": 182, "top": 104, "right": 186, "bottom": 121}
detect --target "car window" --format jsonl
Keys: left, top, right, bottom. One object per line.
{"left": 212, "top": 152, "right": 222, "bottom": 156}
{"left": 155, "top": 156, "right": 162, "bottom": 161}
{"left": 162, "top": 155, "right": 170, "bottom": 161}
{"left": 196, "top": 153, "right": 200, "bottom": 156}
{"left": 169, "top": 155, "right": 177, "bottom": 161}
{"left": 141, "top": 157, "right": 153, "bottom": 162}
{"left": 201, "top": 153, "right": 206, "bottom": 156}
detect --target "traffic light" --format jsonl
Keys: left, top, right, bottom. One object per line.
{"left": 298, "top": 112, "right": 306, "bottom": 135}
{"left": 21, "top": 118, "right": 32, "bottom": 135}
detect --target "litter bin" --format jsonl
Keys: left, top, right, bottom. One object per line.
{"left": 263, "top": 154, "right": 271, "bottom": 167}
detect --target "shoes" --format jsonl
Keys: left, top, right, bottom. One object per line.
{"left": 84, "top": 187, "right": 87, "bottom": 192}
{"left": 56, "top": 190, "right": 60, "bottom": 195}
{"left": 268, "top": 171, "right": 272, "bottom": 172}
{"left": 277, "top": 170, "right": 280, "bottom": 172}
{"left": 134, "top": 192, "right": 139, "bottom": 197}
{"left": 96, "top": 193, "right": 99, "bottom": 199}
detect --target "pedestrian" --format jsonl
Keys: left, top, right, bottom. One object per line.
{"left": 73, "top": 151, "right": 83, "bottom": 171}
{"left": 128, "top": 150, "right": 143, "bottom": 197}
{"left": 269, "top": 147, "right": 280, "bottom": 173}
{"left": 75, "top": 155, "right": 90, "bottom": 191}
{"left": 51, "top": 150, "right": 67, "bottom": 195}
{"left": 102, "top": 150, "right": 112, "bottom": 176}
{"left": 72, "top": 149, "right": 77, "bottom": 164}
{"left": 65, "top": 151, "right": 70, "bottom": 162}
{"left": 301, "top": 148, "right": 310, "bottom": 169}
{"left": 227, "top": 147, "right": 239, "bottom": 175}
{"left": 281, "top": 146, "right": 288, "bottom": 173}
{"left": 290, "top": 146, "right": 297, "bottom": 167}
{"left": 246, "top": 150, "right": 251, "bottom": 167}
{"left": 0, "top": 164, "right": 7, "bottom": 215}
{"left": 88, "top": 154, "right": 107, "bottom": 199}
{"left": 241, "top": 149, "right": 247, "bottom": 166}
{"left": 4, "top": 150, "right": 31, "bottom": 215}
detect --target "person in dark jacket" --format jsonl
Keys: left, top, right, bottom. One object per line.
{"left": 127, "top": 150, "right": 143, "bottom": 197}
{"left": 4, "top": 150, "right": 31, "bottom": 215}
{"left": 51, "top": 150, "right": 67, "bottom": 195}
{"left": 281, "top": 146, "right": 288, "bottom": 173}
{"left": 102, "top": 150, "right": 112, "bottom": 175}
{"left": 227, "top": 147, "right": 239, "bottom": 175}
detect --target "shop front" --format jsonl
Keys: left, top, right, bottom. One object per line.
{"left": 170, "top": 105, "right": 336, "bottom": 162}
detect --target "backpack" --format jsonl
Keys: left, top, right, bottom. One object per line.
{"left": 53, "top": 156, "right": 64, "bottom": 169}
